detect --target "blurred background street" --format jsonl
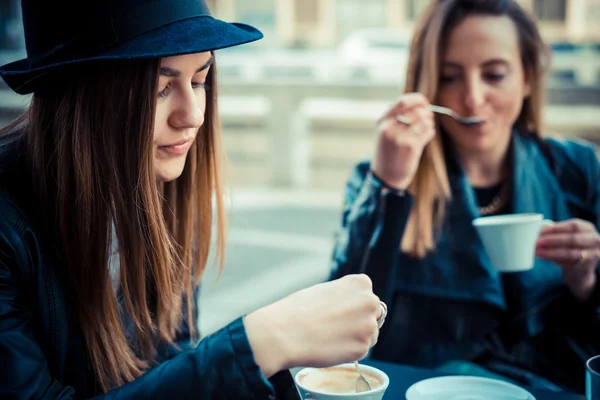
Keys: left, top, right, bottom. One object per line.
{"left": 1, "top": 0, "right": 599, "bottom": 337}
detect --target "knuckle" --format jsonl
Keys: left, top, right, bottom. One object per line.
{"left": 569, "top": 234, "right": 578, "bottom": 247}
{"left": 362, "top": 324, "right": 374, "bottom": 339}
{"left": 353, "top": 346, "right": 368, "bottom": 361}
{"left": 363, "top": 297, "right": 379, "bottom": 316}
{"left": 370, "top": 294, "right": 380, "bottom": 311}
{"left": 392, "top": 134, "right": 410, "bottom": 148}
{"left": 349, "top": 274, "right": 372, "bottom": 290}
{"left": 378, "top": 121, "right": 396, "bottom": 137}
{"left": 356, "top": 273, "right": 373, "bottom": 288}
{"left": 369, "top": 318, "right": 379, "bottom": 333}
{"left": 571, "top": 220, "right": 582, "bottom": 232}
{"left": 413, "top": 92, "right": 428, "bottom": 103}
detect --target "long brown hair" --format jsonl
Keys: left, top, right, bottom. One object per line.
{"left": 1, "top": 57, "right": 226, "bottom": 391}
{"left": 402, "top": 0, "right": 550, "bottom": 257}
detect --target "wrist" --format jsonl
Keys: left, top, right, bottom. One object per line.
{"left": 566, "top": 265, "right": 598, "bottom": 304}
{"left": 243, "top": 304, "right": 292, "bottom": 378}
{"left": 370, "top": 169, "right": 409, "bottom": 194}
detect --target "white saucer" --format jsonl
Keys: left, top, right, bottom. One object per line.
{"left": 405, "top": 376, "right": 536, "bottom": 400}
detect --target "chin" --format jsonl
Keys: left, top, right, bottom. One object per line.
{"left": 453, "top": 130, "right": 503, "bottom": 153}
{"left": 155, "top": 167, "right": 185, "bottom": 183}
{"left": 153, "top": 154, "right": 189, "bottom": 182}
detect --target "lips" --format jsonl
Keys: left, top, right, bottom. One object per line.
{"left": 157, "top": 139, "right": 193, "bottom": 156}
{"left": 162, "top": 139, "right": 190, "bottom": 147}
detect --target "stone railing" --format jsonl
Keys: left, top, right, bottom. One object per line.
{"left": 2, "top": 80, "right": 599, "bottom": 189}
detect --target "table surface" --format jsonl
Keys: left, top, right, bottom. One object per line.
{"left": 362, "top": 360, "right": 585, "bottom": 400}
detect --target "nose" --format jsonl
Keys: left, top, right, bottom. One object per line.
{"left": 168, "top": 89, "right": 205, "bottom": 130}
{"left": 463, "top": 75, "right": 485, "bottom": 112}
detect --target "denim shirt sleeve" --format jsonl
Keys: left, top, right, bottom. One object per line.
{"left": 329, "top": 161, "right": 414, "bottom": 287}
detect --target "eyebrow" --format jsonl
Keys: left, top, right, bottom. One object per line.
{"left": 442, "top": 59, "right": 510, "bottom": 68}
{"left": 159, "top": 56, "right": 214, "bottom": 77}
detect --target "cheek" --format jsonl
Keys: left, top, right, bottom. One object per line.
{"left": 153, "top": 104, "right": 170, "bottom": 143}
{"left": 436, "top": 88, "right": 456, "bottom": 109}
{"left": 197, "top": 94, "right": 207, "bottom": 115}
{"left": 489, "top": 85, "right": 525, "bottom": 125}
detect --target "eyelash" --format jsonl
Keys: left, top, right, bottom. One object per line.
{"left": 439, "top": 73, "right": 505, "bottom": 84}
{"left": 158, "top": 82, "right": 210, "bottom": 99}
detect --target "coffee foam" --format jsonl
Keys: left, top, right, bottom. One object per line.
{"left": 298, "top": 366, "right": 384, "bottom": 394}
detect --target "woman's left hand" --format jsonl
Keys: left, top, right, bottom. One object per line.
{"left": 536, "top": 219, "right": 600, "bottom": 303}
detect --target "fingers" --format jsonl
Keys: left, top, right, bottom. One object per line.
{"left": 537, "top": 219, "right": 600, "bottom": 266}
{"left": 536, "top": 246, "right": 600, "bottom": 266}
{"left": 379, "top": 92, "right": 430, "bottom": 123}
{"left": 352, "top": 273, "right": 374, "bottom": 291}
{"left": 537, "top": 232, "right": 600, "bottom": 250}
{"left": 377, "top": 101, "right": 435, "bottom": 145}
{"left": 540, "top": 218, "right": 596, "bottom": 235}
{"left": 410, "top": 105, "right": 436, "bottom": 141}
{"left": 370, "top": 327, "right": 379, "bottom": 348}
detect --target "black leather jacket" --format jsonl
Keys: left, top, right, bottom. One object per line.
{"left": 330, "top": 133, "right": 600, "bottom": 394}
{"left": 0, "top": 137, "right": 298, "bottom": 399}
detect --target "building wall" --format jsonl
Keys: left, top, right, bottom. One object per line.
{"left": 211, "top": 0, "right": 599, "bottom": 47}
{"left": 0, "top": 0, "right": 596, "bottom": 52}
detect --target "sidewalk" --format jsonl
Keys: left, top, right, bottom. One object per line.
{"left": 199, "top": 188, "right": 342, "bottom": 336}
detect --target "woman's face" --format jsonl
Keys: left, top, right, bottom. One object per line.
{"left": 153, "top": 52, "right": 212, "bottom": 182}
{"left": 437, "top": 15, "right": 530, "bottom": 156}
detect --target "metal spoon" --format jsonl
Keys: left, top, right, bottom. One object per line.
{"left": 427, "top": 104, "right": 483, "bottom": 125}
{"left": 354, "top": 360, "right": 372, "bottom": 393}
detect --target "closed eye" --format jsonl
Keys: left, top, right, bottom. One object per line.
{"left": 484, "top": 73, "right": 505, "bottom": 83}
{"left": 158, "top": 82, "right": 171, "bottom": 98}
{"left": 440, "top": 75, "right": 459, "bottom": 84}
{"left": 192, "top": 82, "right": 210, "bottom": 90}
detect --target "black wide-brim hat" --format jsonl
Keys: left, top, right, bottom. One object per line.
{"left": 0, "top": 0, "right": 263, "bottom": 94}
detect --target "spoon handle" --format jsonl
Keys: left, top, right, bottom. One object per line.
{"left": 427, "top": 104, "right": 453, "bottom": 116}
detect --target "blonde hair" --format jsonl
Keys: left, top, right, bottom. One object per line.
{"left": 401, "top": 0, "right": 550, "bottom": 257}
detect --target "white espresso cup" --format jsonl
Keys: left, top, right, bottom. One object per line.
{"left": 472, "top": 213, "right": 553, "bottom": 272}
{"left": 294, "top": 363, "right": 389, "bottom": 400}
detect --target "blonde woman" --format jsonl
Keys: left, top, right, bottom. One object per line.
{"left": 331, "top": 0, "right": 600, "bottom": 394}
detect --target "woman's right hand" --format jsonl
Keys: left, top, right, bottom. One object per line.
{"left": 371, "top": 93, "right": 436, "bottom": 190}
{"left": 244, "top": 274, "right": 382, "bottom": 378}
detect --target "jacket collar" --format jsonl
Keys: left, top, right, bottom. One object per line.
{"left": 444, "top": 130, "right": 569, "bottom": 220}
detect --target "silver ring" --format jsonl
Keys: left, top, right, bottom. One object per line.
{"left": 376, "top": 301, "right": 387, "bottom": 325}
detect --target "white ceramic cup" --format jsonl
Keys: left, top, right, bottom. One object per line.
{"left": 472, "top": 213, "right": 553, "bottom": 272}
{"left": 294, "top": 363, "right": 390, "bottom": 400}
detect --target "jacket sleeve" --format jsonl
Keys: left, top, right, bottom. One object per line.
{"left": 544, "top": 138, "right": 600, "bottom": 327}
{"left": 0, "top": 220, "right": 282, "bottom": 399}
{"left": 329, "top": 161, "right": 413, "bottom": 298}
{"left": 546, "top": 137, "right": 600, "bottom": 228}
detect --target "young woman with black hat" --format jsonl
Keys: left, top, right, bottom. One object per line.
{"left": 0, "top": 1, "right": 387, "bottom": 398}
